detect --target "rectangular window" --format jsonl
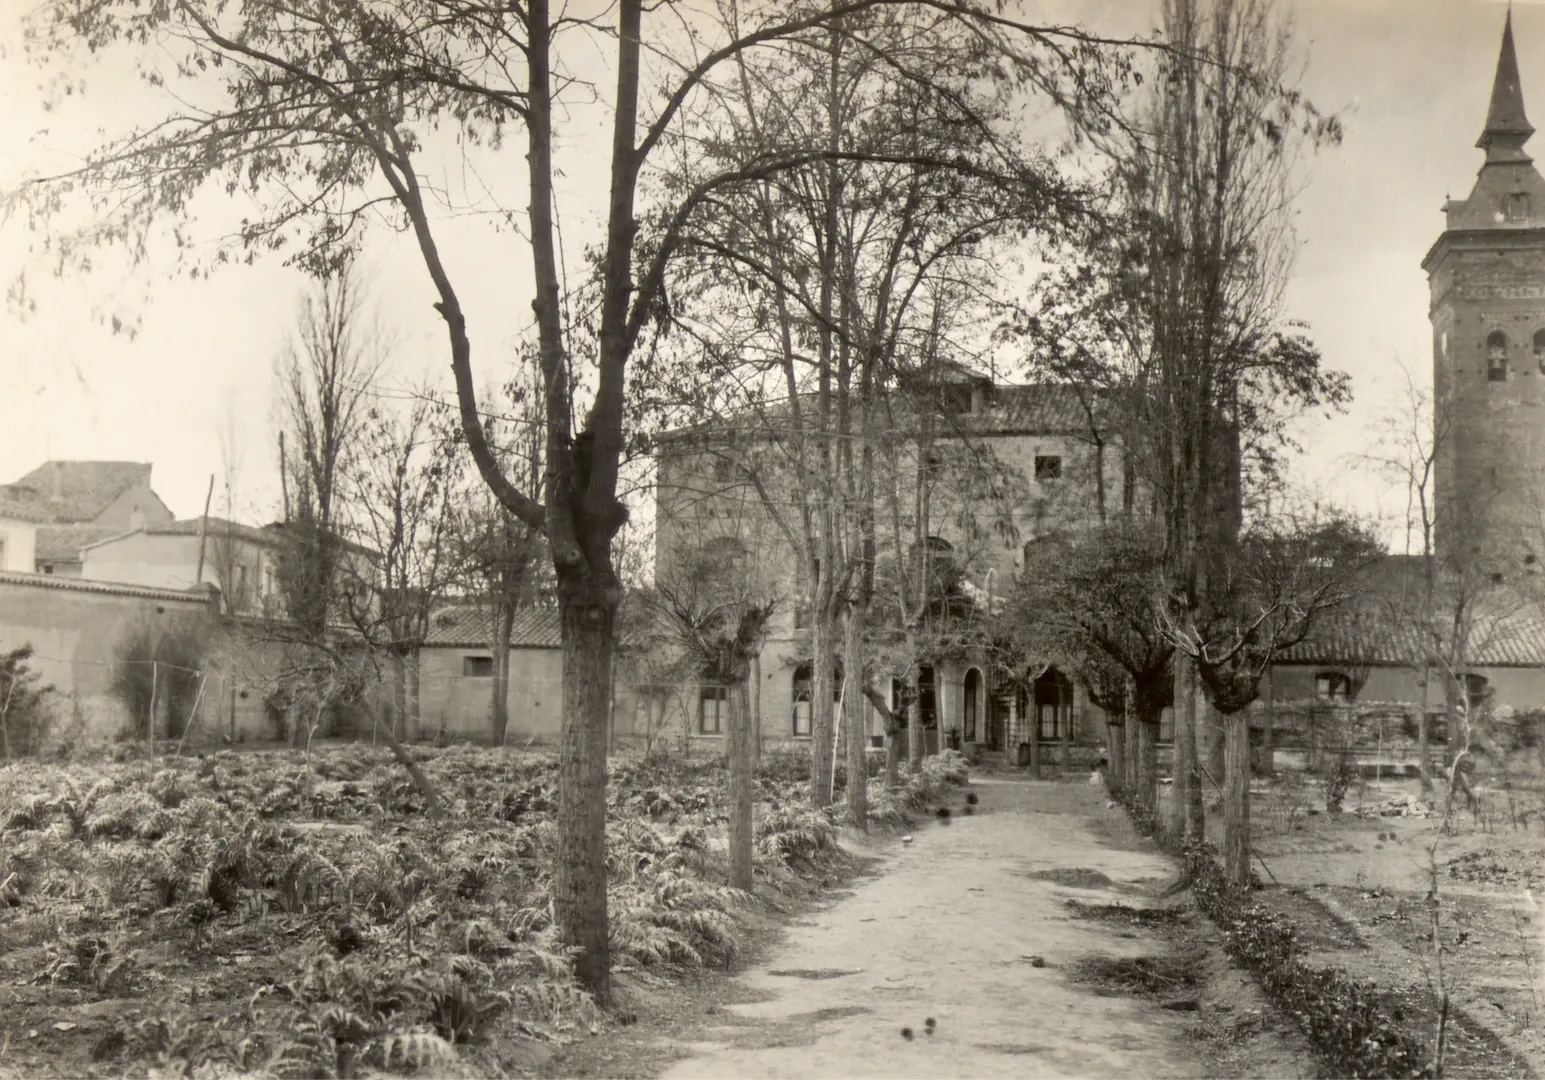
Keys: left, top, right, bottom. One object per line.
{"left": 792, "top": 698, "right": 812, "bottom": 737}
{"left": 1034, "top": 455, "right": 1062, "bottom": 481}
{"left": 1314, "top": 672, "right": 1350, "bottom": 703}
{"left": 463, "top": 656, "right": 494, "bottom": 677}
{"left": 0, "top": 535, "right": 8, "bottom": 570}
{"left": 1037, "top": 704, "right": 1068, "bottom": 741}
{"left": 699, "top": 686, "right": 728, "bottom": 735}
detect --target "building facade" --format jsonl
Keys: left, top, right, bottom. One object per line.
{"left": 653, "top": 376, "right": 1129, "bottom": 767}
{"left": 0, "top": 461, "right": 176, "bottom": 576}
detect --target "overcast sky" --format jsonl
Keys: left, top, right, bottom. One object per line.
{"left": 0, "top": 0, "right": 1533, "bottom": 545}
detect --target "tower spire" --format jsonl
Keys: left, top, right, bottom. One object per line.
{"left": 1479, "top": 8, "right": 1534, "bottom": 164}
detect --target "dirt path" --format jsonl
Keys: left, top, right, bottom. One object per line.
{"left": 654, "top": 777, "right": 1206, "bottom": 1080}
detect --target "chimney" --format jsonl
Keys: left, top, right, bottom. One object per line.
{"left": 50, "top": 462, "right": 63, "bottom": 502}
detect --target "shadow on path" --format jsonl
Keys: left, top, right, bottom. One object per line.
{"left": 657, "top": 777, "right": 1203, "bottom": 1080}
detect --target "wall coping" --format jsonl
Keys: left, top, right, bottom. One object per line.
{"left": 0, "top": 569, "right": 214, "bottom": 605}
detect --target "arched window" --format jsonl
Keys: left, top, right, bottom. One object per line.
{"left": 1532, "top": 329, "right": 1545, "bottom": 373}
{"left": 1314, "top": 671, "right": 1353, "bottom": 704}
{"left": 1034, "top": 668, "right": 1074, "bottom": 741}
{"left": 1488, "top": 330, "right": 1510, "bottom": 382}
{"left": 963, "top": 668, "right": 982, "bottom": 742}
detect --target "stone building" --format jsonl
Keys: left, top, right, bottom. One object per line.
{"left": 652, "top": 370, "right": 1130, "bottom": 767}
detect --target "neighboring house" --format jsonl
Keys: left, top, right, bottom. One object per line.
{"left": 79, "top": 518, "right": 378, "bottom": 620}
{"left": 0, "top": 497, "right": 43, "bottom": 574}
{"left": 1260, "top": 561, "right": 1545, "bottom": 771}
{"left": 81, "top": 518, "right": 283, "bottom": 616}
{"left": 0, "top": 460, "right": 175, "bottom": 575}
{"left": 35, "top": 525, "right": 128, "bottom": 578}
{"left": 418, "top": 604, "right": 563, "bottom": 743}
{"left": 654, "top": 373, "right": 1130, "bottom": 767}
{"left": 417, "top": 603, "right": 642, "bottom": 746}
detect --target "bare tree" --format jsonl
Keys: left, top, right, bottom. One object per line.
{"left": 17, "top": 0, "right": 1148, "bottom": 1002}
{"left": 1057, "top": 0, "right": 1347, "bottom": 842}
{"left": 347, "top": 386, "right": 463, "bottom": 740}
{"left": 274, "top": 258, "right": 386, "bottom": 644}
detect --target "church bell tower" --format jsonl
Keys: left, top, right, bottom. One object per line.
{"left": 1423, "top": 10, "right": 1545, "bottom": 570}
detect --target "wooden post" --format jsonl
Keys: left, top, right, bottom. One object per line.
{"left": 194, "top": 473, "right": 215, "bottom": 587}
{"left": 147, "top": 660, "right": 159, "bottom": 756}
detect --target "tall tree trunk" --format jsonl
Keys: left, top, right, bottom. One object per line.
{"left": 906, "top": 646, "right": 923, "bottom": 771}
{"left": 843, "top": 610, "right": 869, "bottom": 826}
{"left": 492, "top": 600, "right": 515, "bottom": 746}
{"left": 728, "top": 677, "right": 755, "bottom": 891}
{"left": 1223, "top": 710, "right": 1250, "bottom": 884}
{"left": 404, "top": 652, "right": 421, "bottom": 743}
{"left": 1188, "top": 682, "right": 1207, "bottom": 838}
{"left": 1139, "top": 717, "right": 1159, "bottom": 812}
{"left": 553, "top": 572, "right": 619, "bottom": 1005}
{"left": 1418, "top": 664, "right": 1433, "bottom": 793}
{"left": 1261, "top": 673, "right": 1275, "bottom": 777}
{"left": 1202, "top": 694, "right": 1224, "bottom": 797}
{"left": 885, "top": 702, "right": 903, "bottom": 788}
{"left": 1127, "top": 713, "right": 1141, "bottom": 794}
{"left": 1171, "top": 651, "right": 1199, "bottom": 841}
{"left": 810, "top": 618, "right": 836, "bottom": 806}
{"left": 751, "top": 651, "right": 762, "bottom": 771}
{"left": 1106, "top": 718, "right": 1125, "bottom": 795}
{"left": 1061, "top": 702, "right": 1074, "bottom": 772}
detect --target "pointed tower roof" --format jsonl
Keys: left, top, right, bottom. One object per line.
{"left": 1478, "top": 9, "right": 1535, "bottom": 164}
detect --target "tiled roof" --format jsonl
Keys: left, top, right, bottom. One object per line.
{"left": 655, "top": 382, "right": 1110, "bottom": 447}
{"left": 0, "top": 493, "right": 50, "bottom": 523}
{"left": 971, "top": 384, "right": 1108, "bottom": 435}
{"left": 423, "top": 605, "right": 563, "bottom": 649}
{"left": 145, "top": 517, "right": 276, "bottom": 545}
{"left": 35, "top": 525, "right": 123, "bottom": 563}
{"left": 1276, "top": 557, "right": 1545, "bottom": 667}
{"left": 5, "top": 461, "right": 154, "bottom": 523}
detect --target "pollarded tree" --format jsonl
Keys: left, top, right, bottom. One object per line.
{"left": 1016, "top": 0, "right": 1347, "bottom": 842}
{"left": 650, "top": 534, "right": 780, "bottom": 892}
{"left": 1011, "top": 520, "right": 1172, "bottom": 809}
{"left": 17, "top": 0, "right": 1144, "bottom": 1002}
{"left": 1162, "top": 508, "right": 1380, "bottom": 883}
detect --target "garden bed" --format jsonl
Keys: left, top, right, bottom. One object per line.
{"left": 0, "top": 745, "right": 968, "bottom": 1078}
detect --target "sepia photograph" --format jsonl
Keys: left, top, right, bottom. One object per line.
{"left": 1, "top": 0, "right": 1543, "bottom": 1076}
